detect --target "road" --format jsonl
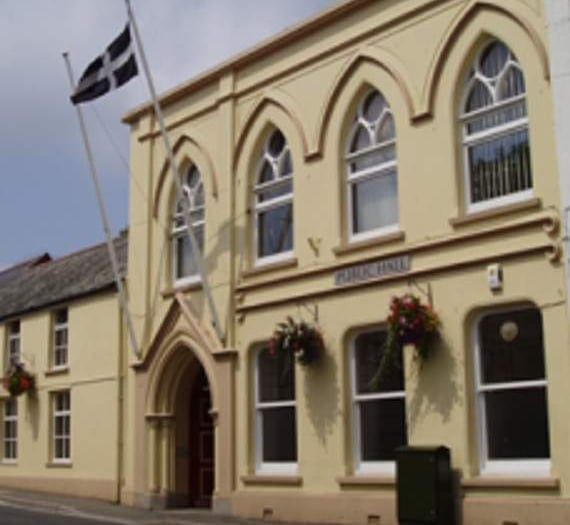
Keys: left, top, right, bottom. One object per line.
{"left": 0, "top": 488, "right": 314, "bottom": 525}
{"left": 0, "top": 504, "right": 126, "bottom": 525}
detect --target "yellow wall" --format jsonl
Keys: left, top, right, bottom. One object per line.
{"left": 124, "top": 0, "right": 570, "bottom": 522}
{"left": 0, "top": 292, "right": 122, "bottom": 500}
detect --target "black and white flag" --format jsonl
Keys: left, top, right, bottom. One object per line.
{"left": 71, "top": 24, "right": 138, "bottom": 105}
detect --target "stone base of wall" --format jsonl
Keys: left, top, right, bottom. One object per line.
{"left": 462, "top": 496, "right": 570, "bottom": 525}
{"left": 231, "top": 491, "right": 397, "bottom": 525}
{"left": 231, "top": 491, "right": 570, "bottom": 525}
{"left": 0, "top": 476, "right": 117, "bottom": 502}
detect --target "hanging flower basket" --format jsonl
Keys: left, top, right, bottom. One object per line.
{"left": 269, "top": 317, "right": 324, "bottom": 366}
{"left": 371, "top": 294, "right": 441, "bottom": 386}
{"left": 2, "top": 363, "right": 36, "bottom": 397}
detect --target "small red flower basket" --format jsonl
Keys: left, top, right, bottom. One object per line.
{"left": 2, "top": 363, "right": 36, "bottom": 397}
{"left": 269, "top": 317, "right": 324, "bottom": 366}
{"left": 371, "top": 294, "right": 441, "bottom": 386}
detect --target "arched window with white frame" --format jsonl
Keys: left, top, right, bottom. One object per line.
{"left": 171, "top": 164, "right": 204, "bottom": 284}
{"left": 346, "top": 89, "right": 399, "bottom": 241}
{"left": 461, "top": 40, "right": 532, "bottom": 212}
{"left": 253, "top": 128, "right": 294, "bottom": 264}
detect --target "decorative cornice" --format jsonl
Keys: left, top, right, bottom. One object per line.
{"left": 237, "top": 210, "right": 558, "bottom": 294}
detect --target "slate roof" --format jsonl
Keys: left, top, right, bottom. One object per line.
{"left": 0, "top": 235, "right": 127, "bottom": 321}
{"left": 0, "top": 253, "right": 51, "bottom": 288}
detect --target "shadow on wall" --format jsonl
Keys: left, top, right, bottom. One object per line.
{"left": 145, "top": 217, "right": 244, "bottom": 343}
{"left": 303, "top": 343, "right": 341, "bottom": 446}
{"left": 407, "top": 335, "right": 462, "bottom": 436}
{"left": 25, "top": 392, "right": 40, "bottom": 441}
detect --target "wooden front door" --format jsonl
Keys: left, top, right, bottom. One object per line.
{"left": 189, "top": 368, "right": 214, "bottom": 508}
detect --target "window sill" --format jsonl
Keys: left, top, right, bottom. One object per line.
{"left": 45, "top": 367, "right": 69, "bottom": 377}
{"left": 0, "top": 460, "right": 18, "bottom": 466}
{"left": 162, "top": 280, "right": 203, "bottom": 298}
{"left": 462, "top": 476, "right": 559, "bottom": 490}
{"left": 336, "top": 475, "right": 396, "bottom": 487}
{"left": 241, "top": 474, "right": 303, "bottom": 487}
{"left": 46, "top": 461, "right": 73, "bottom": 469}
{"left": 450, "top": 197, "right": 541, "bottom": 227}
{"left": 333, "top": 231, "right": 405, "bottom": 256}
{"left": 241, "top": 257, "right": 298, "bottom": 280}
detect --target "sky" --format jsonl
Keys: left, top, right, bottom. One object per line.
{"left": 0, "top": 0, "right": 338, "bottom": 269}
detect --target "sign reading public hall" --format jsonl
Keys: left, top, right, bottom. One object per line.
{"left": 334, "top": 255, "right": 411, "bottom": 287}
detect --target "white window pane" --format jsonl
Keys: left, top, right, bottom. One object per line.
{"left": 279, "top": 151, "right": 293, "bottom": 177}
{"left": 350, "top": 125, "right": 371, "bottom": 152}
{"left": 360, "top": 398, "right": 407, "bottom": 461}
{"left": 352, "top": 171, "right": 398, "bottom": 233}
{"left": 463, "top": 40, "right": 531, "bottom": 209}
{"left": 485, "top": 387, "right": 549, "bottom": 460}
{"left": 55, "top": 310, "right": 68, "bottom": 324}
{"left": 258, "top": 160, "right": 274, "bottom": 185}
{"left": 362, "top": 91, "right": 385, "bottom": 122}
{"left": 261, "top": 406, "right": 297, "bottom": 462}
{"left": 258, "top": 203, "right": 293, "bottom": 257}
{"left": 354, "top": 331, "right": 403, "bottom": 394}
{"left": 257, "top": 180, "right": 293, "bottom": 203}
{"left": 479, "top": 308, "right": 545, "bottom": 384}
{"left": 175, "top": 226, "right": 204, "bottom": 279}
{"left": 5, "top": 399, "right": 17, "bottom": 417}
{"left": 377, "top": 113, "right": 395, "bottom": 143}
{"left": 172, "top": 165, "right": 205, "bottom": 280}
{"left": 465, "top": 80, "right": 493, "bottom": 113}
{"left": 55, "top": 439, "right": 63, "bottom": 459}
{"left": 498, "top": 67, "right": 525, "bottom": 100}
{"left": 258, "top": 348, "right": 295, "bottom": 403}
{"left": 466, "top": 100, "right": 527, "bottom": 135}
{"left": 268, "top": 130, "right": 286, "bottom": 157}
{"left": 480, "top": 41, "right": 509, "bottom": 78}
{"left": 468, "top": 129, "right": 531, "bottom": 204}
{"left": 348, "top": 146, "right": 396, "bottom": 174}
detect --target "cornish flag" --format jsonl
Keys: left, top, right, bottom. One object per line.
{"left": 71, "top": 24, "right": 138, "bottom": 105}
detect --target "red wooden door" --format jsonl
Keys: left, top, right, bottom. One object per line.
{"left": 189, "top": 368, "right": 214, "bottom": 507}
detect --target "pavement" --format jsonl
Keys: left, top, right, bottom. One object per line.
{"left": 0, "top": 488, "right": 305, "bottom": 525}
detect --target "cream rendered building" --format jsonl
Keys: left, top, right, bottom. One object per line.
{"left": 121, "top": 0, "right": 570, "bottom": 523}
{"left": 0, "top": 237, "right": 127, "bottom": 500}
{"left": 2, "top": 1, "right": 569, "bottom": 524}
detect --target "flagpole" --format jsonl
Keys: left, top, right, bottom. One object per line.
{"left": 62, "top": 52, "right": 142, "bottom": 359}
{"left": 124, "top": 0, "right": 225, "bottom": 344}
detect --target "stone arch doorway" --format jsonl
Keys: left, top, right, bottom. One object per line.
{"left": 146, "top": 346, "right": 216, "bottom": 509}
{"left": 134, "top": 300, "right": 236, "bottom": 513}
{"left": 175, "top": 360, "right": 214, "bottom": 507}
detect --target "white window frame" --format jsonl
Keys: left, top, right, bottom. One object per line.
{"left": 52, "top": 391, "right": 71, "bottom": 464}
{"left": 254, "top": 347, "right": 297, "bottom": 475}
{"left": 6, "top": 320, "right": 21, "bottom": 369}
{"left": 171, "top": 165, "right": 205, "bottom": 287}
{"left": 253, "top": 129, "right": 294, "bottom": 267}
{"left": 350, "top": 329, "right": 406, "bottom": 475}
{"left": 345, "top": 90, "right": 399, "bottom": 243}
{"left": 52, "top": 309, "right": 68, "bottom": 370}
{"left": 2, "top": 398, "right": 18, "bottom": 463}
{"left": 472, "top": 307, "right": 550, "bottom": 476}
{"left": 460, "top": 41, "right": 532, "bottom": 214}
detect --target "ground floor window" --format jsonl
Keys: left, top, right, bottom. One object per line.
{"left": 351, "top": 329, "right": 407, "bottom": 474}
{"left": 52, "top": 391, "right": 71, "bottom": 463}
{"left": 255, "top": 346, "right": 297, "bottom": 473}
{"left": 474, "top": 306, "right": 550, "bottom": 474}
{"left": 2, "top": 398, "right": 17, "bottom": 462}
